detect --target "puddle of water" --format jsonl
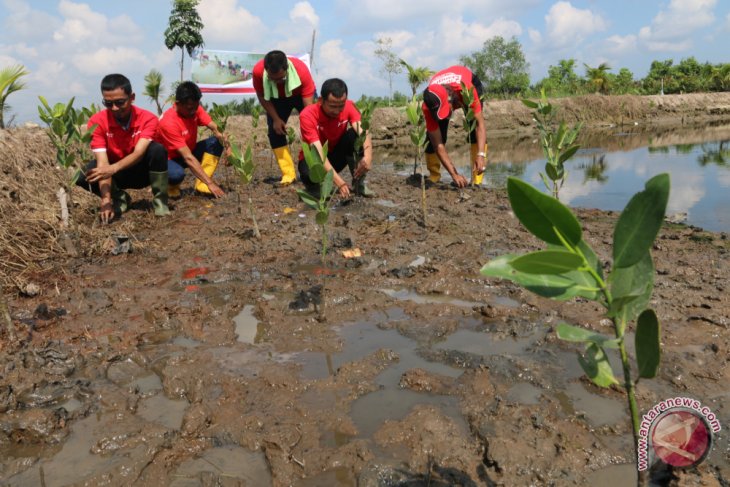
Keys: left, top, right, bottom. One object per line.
{"left": 137, "top": 393, "right": 187, "bottom": 430}
{"left": 557, "top": 382, "right": 627, "bottom": 427}
{"left": 171, "top": 336, "right": 202, "bottom": 349}
{"left": 59, "top": 397, "right": 83, "bottom": 413}
{"left": 297, "top": 466, "right": 355, "bottom": 486}
{"left": 171, "top": 445, "right": 271, "bottom": 487}
{"left": 233, "top": 304, "right": 260, "bottom": 344}
{"left": 433, "top": 328, "right": 540, "bottom": 356}
{"left": 586, "top": 463, "right": 637, "bottom": 486}
{"left": 6, "top": 415, "right": 137, "bottom": 486}
{"left": 375, "top": 198, "right": 399, "bottom": 208}
{"left": 130, "top": 373, "right": 163, "bottom": 394}
{"left": 350, "top": 388, "right": 465, "bottom": 439}
{"left": 380, "top": 288, "right": 482, "bottom": 308}
{"left": 506, "top": 382, "right": 542, "bottom": 405}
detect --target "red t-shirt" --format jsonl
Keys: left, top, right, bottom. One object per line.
{"left": 88, "top": 106, "right": 158, "bottom": 163}
{"left": 155, "top": 105, "right": 212, "bottom": 159}
{"left": 299, "top": 100, "right": 361, "bottom": 156}
{"left": 252, "top": 57, "right": 315, "bottom": 99}
{"left": 422, "top": 66, "right": 482, "bottom": 132}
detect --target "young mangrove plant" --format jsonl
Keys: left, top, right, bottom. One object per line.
{"left": 296, "top": 142, "right": 336, "bottom": 265}
{"left": 227, "top": 139, "right": 260, "bottom": 238}
{"left": 405, "top": 95, "right": 428, "bottom": 226}
{"left": 481, "top": 174, "right": 670, "bottom": 485}
{"left": 352, "top": 100, "right": 375, "bottom": 192}
{"left": 522, "top": 89, "right": 581, "bottom": 200}
{"left": 37, "top": 96, "right": 96, "bottom": 230}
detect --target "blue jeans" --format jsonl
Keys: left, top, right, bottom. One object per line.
{"left": 167, "top": 136, "right": 224, "bottom": 185}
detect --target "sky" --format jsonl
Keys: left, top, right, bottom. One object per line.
{"left": 1, "top": 0, "right": 729, "bottom": 124}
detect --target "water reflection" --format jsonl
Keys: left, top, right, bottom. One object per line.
{"left": 698, "top": 140, "right": 730, "bottom": 167}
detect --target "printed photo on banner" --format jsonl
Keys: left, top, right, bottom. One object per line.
{"left": 191, "top": 49, "right": 311, "bottom": 95}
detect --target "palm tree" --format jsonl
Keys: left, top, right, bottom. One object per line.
{"left": 143, "top": 69, "right": 166, "bottom": 115}
{"left": 584, "top": 62, "right": 611, "bottom": 94}
{"left": 399, "top": 59, "right": 433, "bottom": 97}
{"left": 164, "top": 0, "right": 205, "bottom": 82}
{"left": 0, "top": 64, "right": 29, "bottom": 129}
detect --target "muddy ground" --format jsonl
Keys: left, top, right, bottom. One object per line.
{"left": 1, "top": 93, "right": 729, "bottom": 486}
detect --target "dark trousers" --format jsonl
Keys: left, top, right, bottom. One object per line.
{"left": 167, "top": 136, "right": 224, "bottom": 185}
{"left": 75, "top": 141, "right": 167, "bottom": 195}
{"left": 298, "top": 128, "right": 360, "bottom": 187}
{"left": 425, "top": 74, "right": 485, "bottom": 154}
{"left": 267, "top": 96, "right": 305, "bottom": 149}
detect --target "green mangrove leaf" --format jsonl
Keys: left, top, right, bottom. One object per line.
{"left": 635, "top": 309, "right": 661, "bottom": 379}
{"left": 613, "top": 173, "right": 670, "bottom": 268}
{"left": 315, "top": 210, "right": 328, "bottom": 226}
{"left": 321, "top": 169, "right": 334, "bottom": 201}
{"left": 609, "top": 252, "right": 654, "bottom": 322}
{"left": 510, "top": 250, "right": 584, "bottom": 275}
{"left": 296, "top": 189, "right": 319, "bottom": 210}
{"left": 578, "top": 343, "right": 619, "bottom": 387}
{"left": 556, "top": 322, "right": 620, "bottom": 349}
{"left": 481, "top": 255, "right": 582, "bottom": 301}
{"left": 506, "top": 177, "right": 582, "bottom": 247}
{"left": 545, "top": 163, "right": 559, "bottom": 181}
{"left": 522, "top": 99, "right": 538, "bottom": 109}
{"left": 559, "top": 145, "right": 579, "bottom": 164}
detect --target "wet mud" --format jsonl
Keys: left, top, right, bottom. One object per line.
{"left": 2, "top": 96, "right": 730, "bottom": 486}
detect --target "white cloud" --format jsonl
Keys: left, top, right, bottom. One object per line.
{"left": 639, "top": 0, "right": 716, "bottom": 51}
{"left": 0, "top": 54, "right": 21, "bottom": 67}
{"left": 317, "top": 39, "right": 355, "bottom": 81}
{"left": 72, "top": 47, "right": 150, "bottom": 76}
{"left": 528, "top": 28, "right": 542, "bottom": 44}
{"left": 2, "top": 0, "right": 60, "bottom": 41}
{"left": 545, "top": 1, "right": 607, "bottom": 49}
{"left": 604, "top": 34, "right": 637, "bottom": 55}
{"left": 198, "top": 0, "right": 265, "bottom": 44}
{"left": 436, "top": 15, "right": 522, "bottom": 57}
{"left": 53, "top": 1, "right": 143, "bottom": 45}
{"left": 290, "top": 1, "right": 319, "bottom": 28}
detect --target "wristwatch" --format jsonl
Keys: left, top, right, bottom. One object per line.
{"left": 477, "top": 152, "right": 486, "bottom": 158}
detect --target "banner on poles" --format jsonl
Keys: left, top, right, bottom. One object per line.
{"left": 191, "top": 49, "right": 311, "bottom": 95}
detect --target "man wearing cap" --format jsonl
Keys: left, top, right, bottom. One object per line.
{"left": 253, "top": 50, "right": 316, "bottom": 185}
{"left": 421, "top": 65, "right": 487, "bottom": 188}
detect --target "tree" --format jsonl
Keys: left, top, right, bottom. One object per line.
{"left": 612, "top": 67, "right": 637, "bottom": 95}
{"left": 164, "top": 0, "right": 205, "bottom": 82}
{"left": 0, "top": 64, "right": 29, "bottom": 129}
{"left": 374, "top": 37, "right": 403, "bottom": 102}
{"left": 143, "top": 69, "right": 167, "bottom": 115}
{"left": 399, "top": 59, "right": 433, "bottom": 97}
{"left": 584, "top": 62, "right": 611, "bottom": 94}
{"left": 460, "top": 36, "right": 530, "bottom": 97}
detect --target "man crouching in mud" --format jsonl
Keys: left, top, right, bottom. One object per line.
{"left": 297, "top": 78, "right": 375, "bottom": 199}
{"left": 76, "top": 73, "right": 170, "bottom": 223}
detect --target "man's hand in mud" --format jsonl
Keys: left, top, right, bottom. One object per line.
{"left": 207, "top": 182, "right": 226, "bottom": 198}
{"left": 452, "top": 173, "right": 468, "bottom": 188}
{"left": 337, "top": 182, "right": 351, "bottom": 199}
{"left": 99, "top": 200, "right": 114, "bottom": 224}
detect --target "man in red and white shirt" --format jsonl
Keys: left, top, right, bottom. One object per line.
{"left": 298, "top": 78, "right": 373, "bottom": 199}
{"left": 253, "top": 50, "right": 316, "bottom": 185}
{"left": 421, "top": 65, "right": 488, "bottom": 188}
{"left": 76, "top": 73, "right": 169, "bottom": 223}
{"left": 155, "top": 81, "right": 230, "bottom": 198}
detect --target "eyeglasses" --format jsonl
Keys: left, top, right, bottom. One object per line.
{"left": 102, "top": 98, "right": 129, "bottom": 108}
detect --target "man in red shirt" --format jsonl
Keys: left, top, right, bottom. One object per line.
{"left": 298, "top": 78, "right": 373, "bottom": 199}
{"left": 253, "top": 50, "right": 315, "bottom": 185}
{"left": 421, "top": 65, "right": 488, "bottom": 188}
{"left": 155, "top": 81, "right": 230, "bottom": 198}
{"left": 76, "top": 73, "right": 169, "bottom": 223}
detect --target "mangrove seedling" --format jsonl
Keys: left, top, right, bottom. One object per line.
{"left": 481, "top": 173, "right": 670, "bottom": 486}
{"left": 352, "top": 100, "right": 375, "bottom": 191}
{"left": 296, "top": 142, "right": 336, "bottom": 265}
{"left": 37, "top": 96, "right": 96, "bottom": 230}
{"left": 405, "top": 95, "right": 428, "bottom": 226}
{"left": 522, "top": 89, "right": 582, "bottom": 200}
{"left": 228, "top": 139, "right": 260, "bottom": 238}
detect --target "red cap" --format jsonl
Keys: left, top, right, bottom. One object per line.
{"left": 423, "top": 84, "right": 451, "bottom": 120}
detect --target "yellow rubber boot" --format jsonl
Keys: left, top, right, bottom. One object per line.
{"left": 470, "top": 143, "right": 488, "bottom": 186}
{"left": 194, "top": 153, "right": 220, "bottom": 194}
{"left": 168, "top": 183, "right": 181, "bottom": 198}
{"left": 273, "top": 146, "right": 297, "bottom": 185}
{"left": 425, "top": 152, "right": 441, "bottom": 183}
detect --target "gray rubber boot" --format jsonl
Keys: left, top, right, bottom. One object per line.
{"left": 149, "top": 171, "right": 171, "bottom": 216}
{"left": 111, "top": 181, "right": 131, "bottom": 214}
